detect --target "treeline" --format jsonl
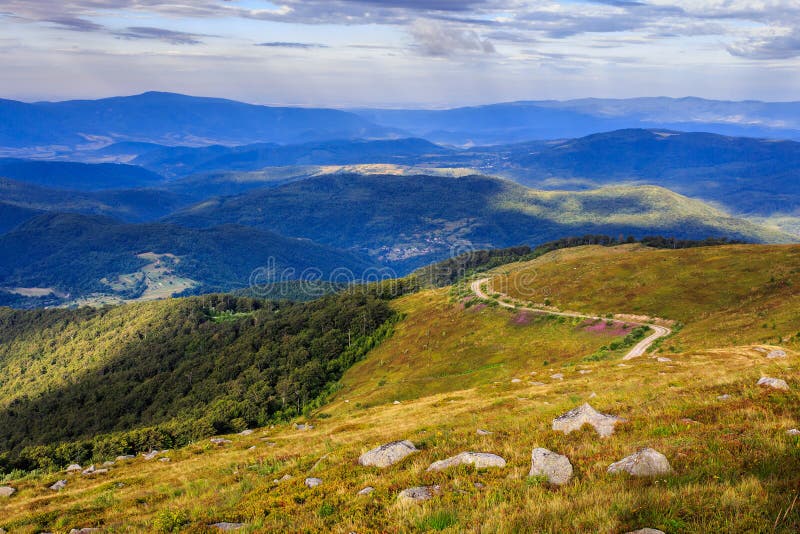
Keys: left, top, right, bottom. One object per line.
{"left": 0, "top": 288, "right": 397, "bottom": 473}
{"left": 414, "top": 235, "right": 748, "bottom": 287}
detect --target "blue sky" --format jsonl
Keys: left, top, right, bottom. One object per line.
{"left": 1, "top": 0, "right": 799, "bottom": 107}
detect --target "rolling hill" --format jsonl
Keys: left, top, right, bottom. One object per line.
{"left": 0, "top": 213, "right": 378, "bottom": 307}
{"left": 166, "top": 173, "right": 794, "bottom": 270}
{"left": 0, "top": 158, "right": 164, "bottom": 191}
{"left": 1, "top": 244, "right": 800, "bottom": 532}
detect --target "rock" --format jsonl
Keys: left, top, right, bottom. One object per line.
{"left": 787, "top": 429, "right": 800, "bottom": 436}
{"left": 767, "top": 350, "right": 787, "bottom": 359}
{"left": 116, "top": 455, "right": 134, "bottom": 461}
{"left": 357, "top": 486, "right": 375, "bottom": 495}
{"left": 69, "top": 529, "right": 101, "bottom": 534}
{"left": 82, "top": 465, "right": 96, "bottom": 475}
{"left": 92, "top": 469, "right": 109, "bottom": 475}
{"left": 550, "top": 373, "right": 564, "bottom": 380}
{"left": 393, "top": 400, "right": 401, "bottom": 405}
{"left": 608, "top": 448, "right": 672, "bottom": 477}
{"left": 239, "top": 429, "right": 254, "bottom": 435}
{"left": 656, "top": 357, "right": 672, "bottom": 363}
{"left": 511, "top": 378, "right": 522, "bottom": 383}
{"left": 50, "top": 479, "right": 67, "bottom": 491}
{"left": 66, "top": 464, "right": 82, "bottom": 473}
{"left": 717, "top": 394, "right": 731, "bottom": 400}
{"left": 142, "top": 450, "right": 159, "bottom": 460}
{"left": 589, "top": 392, "right": 597, "bottom": 399}
{"left": 210, "top": 438, "right": 232, "bottom": 445}
{"left": 625, "top": 530, "right": 665, "bottom": 534}
{"left": 476, "top": 428, "right": 493, "bottom": 436}
{"left": 529, "top": 381, "right": 546, "bottom": 386}
{"left": 578, "top": 370, "right": 592, "bottom": 375}
{"left": 294, "top": 423, "right": 313, "bottom": 431}
{"left": 397, "top": 485, "right": 440, "bottom": 503}
{"left": 159, "top": 458, "right": 171, "bottom": 463}
{"left": 757, "top": 377, "right": 790, "bottom": 390}
{"left": 473, "top": 482, "right": 485, "bottom": 489}
{"left": 529, "top": 448, "right": 573, "bottom": 486}
{"left": 552, "top": 403, "right": 625, "bottom": 438}
{"left": 210, "top": 523, "right": 247, "bottom": 531}
{"left": 358, "top": 440, "right": 418, "bottom": 468}
{"left": 0, "top": 486, "right": 16, "bottom": 497}
{"left": 273, "top": 474, "right": 292, "bottom": 483}
{"left": 305, "top": 477, "right": 323, "bottom": 488}
{"left": 248, "top": 446, "right": 257, "bottom": 451}
{"left": 426, "top": 452, "right": 506, "bottom": 472}
{"left": 102, "top": 461, "right": 115, "bottom": 467}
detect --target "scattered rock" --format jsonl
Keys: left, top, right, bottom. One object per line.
{"left": 92, "top": 468, "right": 109, "bottom": 475}
{"left": 787, "top": 429, "right": 800, "bottom": 436}
{"left": 426, "top": 452, "right": 506, "bottom": 472}
{"left": 358, "top": 440, "right": 418, "bottom": 468}
{"left": 552, "top": 403, "right": 625, "bottom": 438}
{"left": 273, "top": 474, "right": 292, "bottom": 483}
{"left": 239, "top": 429, "right": 254, "bottom": 436}
{"left": 393, "top": 400, "right": 401, "bottom": 405}
{"left": 625, "top": 529, "right": 665, "bottom": 534}
{"left": 767, "top": 350, "right": 787, "bottom": 359}
{"left": 550, "top": 373, "right": 564, "bottom": 380}
{"left": 397, "top": 485, "right": 440, "bottom": 504}
{"left": 757, "top": 377, "right": 789, "bottom": 390}
{"left": 102, "top": 461, "right": 115, "bottom": 467}
{"left": 476, "top": 428, "right": 493, "bottom": 436}
{"left": 0, "top": 486, "right": 15, "bottom": 497}
{"left": 656, "top": 357, "right": 672, "bottom": 363}
{"left": 82, "top": 465, "right": 96, "bottom": 475}
{"left": 529, "top": 381, "right": 546, "bottom": 386}
{"left": 66, "top": 464, "right": 82, "bottom": 473}
{"left": 210, "top": 438, "right": 232, "bottom": 445}
{"left": 159, "top": 458, "right": 171, "bottom": 463}
{"left": 608, "top": 448, "right": 672, "bottom": 477}
{"left": 143, "top": 450, "right": 159, "bottom": 460}
{"left": 50, "top": 479, "right": 67, "bottom": 491}
{"left": 305, "top": 477, "right": 323, "bottom": 488}
{"left": 294, "top": 423, "right": 313, "bottom": 431}
{"left": 511, "top": 378, "right": 522, "bottom": 383}
{"left": 357, "top": 486, "right": 375, "bottom": 495}
{"left": 578, "top": 370, "right": 592, "bottom": 375}
{"left": 210, "top": 523, "right": 247, "bottom": 531}
{"left": 69, "top": 529, "right": 101, "bottom": 534}
{"left": 529, "top": 448, "right": 573, "bottom": 486}
{"left": 717, "top": 394, "right": 731, "bottom": 400}
{"left": 116, "top": 455, "right": 134, "bottom": 461}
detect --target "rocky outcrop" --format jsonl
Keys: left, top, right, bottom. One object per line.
{"left": 358, "top": 440, "right": 418, "bottom": 468}
{"left": 608, "top": 448, "right": 672, "bottom": 477}
{"left": 529, "top": 448, "right": 573, "bottom": 485}
{"left": 552, "top": 403, "right": 625, "bottom": 438}
{"left": 426, "top": 452, "right": 506, "bottom": 472}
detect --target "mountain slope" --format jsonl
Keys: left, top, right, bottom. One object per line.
{"left": 0, "top": 158, "right": 164, "bottom": 190}
{"left": 0, "top": 213, "right": 378, "bottom": 306}
{"left": 0, "top": 92, "right": 393, "bottom": 152}
{"left": 166, "top": 173, "right": 794, "bottom": 270}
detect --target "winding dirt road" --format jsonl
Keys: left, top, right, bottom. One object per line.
{"left": 470, "top": 278, "right": 671, "bottom": 360}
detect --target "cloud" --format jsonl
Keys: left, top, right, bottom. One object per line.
{"left": 409, "top": 19, "right": 495, "bottom": 56}
{"left": 728, "top": 27, "right": 800, "bottom": 59}
{"left": 256, "top": 42, "right": 328, "bottom": 49}
{"left": 45, "top": 16, "right": 105, "bottom": 32}
{"left": 114, "top": 26, "right": 206, "bottom": 45}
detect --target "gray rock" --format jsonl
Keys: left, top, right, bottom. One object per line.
{"left": 142, "top": 450, "right": 159, "bottom": 460}
{"left": 92, "top": 469, "right": 109, "bottom": 475}
{"left": 66, "top": 464, "right": 82, "bottom": 473}
{"left": 393, "top": 400, "right": 401, "bottom": 405}
{"left": 69, "top": 529, "right": 101, "bottom": 534}
{"left": 116, "top": 455, "right": 135, "bottom": 461}
{"left": 511, "top": 378, "right": 522, "bottom": 383}
{"left": 239, "top": 429, "right": 254, "bottom": 435}
{"left": 529, "top": 448, "right": 573, "bottom": 486}
{"left": 426, "top": 452, "right": 506, "bottom": 472}
{"left": 0, "top": 486, "right": 15, "bottom": 497}
{"left": 50, "top": 479, "right": 67, "bottom": 491}
{"left": 357, "top": 486, "right": 375, "bottom": 495}
{"left": 767, "top": 350, "right": 787, "bottom": 359}
{"left": 717, "top": 394, "right": 731, "bottom": 400}
{"left": 305, "top": 477, "right": 323, "bottom": 488}
{"left": 476, "top": 428, "right": 493, "bottom": 436}
{"left": 608, "top": 448, "right": 672, "bottom": 477}
{"left": 397, "top": 485, "right": 440, "bottom": 503}
{"left": 552, "top": 403, "right": 625, "bottom": 438}
{"left": 625, "top": 530, "right": 665, "bottom": 534}
{"left": 656, "top": 357, "right": 672, "bottom": 363}
{"left": 550, "top": 373, "right": 564, "bottom": 380}
{"left": 758, "top": 377, "right": 789, "bottom": 390}
{"left": 81, "top": 465, "right": 96, "bottom": 475}
{"left": 102, "top": 461, "right": 115, "bottom": 467}
{"left": 273, "top": 474, "right": 292, "bottom": 483}
{"left": 358, "top": 440, "right": 418, "bottom": 468}
{"left": 787, "top": 429, "right": 800, "bottom": 436}
{"left": 294, "top": 423, "right": 313, "bottom": 431}
{"left": 210, "top": 438, "right": 232, "bottom": 445}
{"left": 210, "top": 523, "right": 246, "bottom": 531}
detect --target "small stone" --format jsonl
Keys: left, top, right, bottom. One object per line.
{"left": 552, "top": 403, "right": 625, "bottom": 438}
{"left": 69, "top": 529, "right": 101, "bottom": 534}
{"left": 717, "top": 394, "right": 731, "bottom": 400}
{"left": 397, "top": 485, "right": 440, "bottom": 503}
{"left": 210, "top": 523, "right": 247, "bottom": 531}
{"left": 578, "top": 370, "right": 592, "bottom": 375}
{"left": 116, "top": 455, "right": 135, "bottom": 461}
{"left": 304, "top": 477, "right": 323, "bottom": 488}
{"left": 589, "top": 392, "right": 597, "bottom": 399}
{"left": 757, "top": 377, "right": 789, "bottom": 390}
{"left": 511, "top": 378, "right": 522, "bottom": 383}
{"left": 476, "top": 428, "right": 493, "bottom": 436}
{"left": 159, "top": 458, "right": 171, "bottom": 463}
{"left": 473, "top": 482, "right": 485, "bottom": 489}
{"left": 239, "top": 429, "right": 254, "bottom": 436}
{"left": 210, "top": 438, "right": 232, "bottom": 445}
{"left": 102, "top": 461, "right": 115, "bottom": 467}
{"left": 529, "top": 381, "right": 546, "bottom": 386}
{"left": 767, "top": 350, "right": 787, "bottom": 359}
{"left": 92, "top": 469, "right": 109, "bottom": 475}
{"left": 550, "top": 373, "right": 564, "bottom": 380}
{"left": 625, "top": 530, "right": 665, "bottom": 534}
{"left": 294, "top": 423, "right": 313, "bottom": 431}
{"left": 608, "top": 448, "right": 672, "bottom": 477}
{"left": 529, "top": 448, "right": 573, "bottom": 485}
{"left": 248, "top": 446, "right": 256, "bottom": 451}
{"left": 50, "top": 479, "right": 67, "bottom": 491}
{"left": 426, "top": 452, "right": 506, "bottom": 472}
{"left": 393, "top": 400, "right": 401, "bottom": 405}
{"left": 787, "top": 429, "right": 800, "bottom": 436}
{"left": 81, "top": 465, "right": 96, "bottom": 475}
{"left": 0, "top": 486, "right": 15, "bottom": 497}
{"left": 357, "top": 486, "right": 375, "bottom": 495}
{"left": 656, "top": 357, "right": 672, "bottom": 363}
{"left": 66, "top": 464, "right": 82, "bottom": 473}
{"left": 358, "top": 440, "right": 418, "bottom": 468}
{"left": 273, "top": 474, "right": 292, "bottom": 483}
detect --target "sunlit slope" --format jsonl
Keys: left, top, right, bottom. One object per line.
{"left": 493, "top": 244, "right": 800, "bottom": 351}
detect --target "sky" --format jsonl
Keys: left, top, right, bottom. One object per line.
{"left": 1, "top": 0, "right": 799, "bottom": 107}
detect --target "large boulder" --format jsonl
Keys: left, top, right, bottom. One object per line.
{"left": 426, "top": 452, "right": 506, "bottom": 472}
{"left": 758, "top": 377, "right": 789, "bottom": 390}
{"left": 608, "top": 448, "right": 672, "bottom": 477}
{"left": 0, "top": 486, "right": 15, "bottom": 497}
{"left": 552, "top": 403, "right": 625, "bottom": 438}
{"left": 358, "top": 440, "right": 418, "bottom": 468}
{"left": 529, "top": 448, "right": 573, "bottom": 486}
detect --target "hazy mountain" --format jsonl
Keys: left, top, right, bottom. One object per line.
{"left": 134, "top": 138, "right": 453, "bottom": 178}
{"left": 0, "top": 92, "right": 395, "bottom": 153}
{"left": 0, "top": 158, "right": 164, "bottom": 190}
{"left": 0, "top": 212, "right": 378, "bottom": 306}
{"left": 354, "top": 97, "right": 800, "bottom": 145}
{"left": 166, "top": 173, "right": 792, "bottom": 271}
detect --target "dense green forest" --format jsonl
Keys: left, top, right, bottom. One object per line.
{"left": 0, "top": 288, "right": 398, "bottom": 473}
